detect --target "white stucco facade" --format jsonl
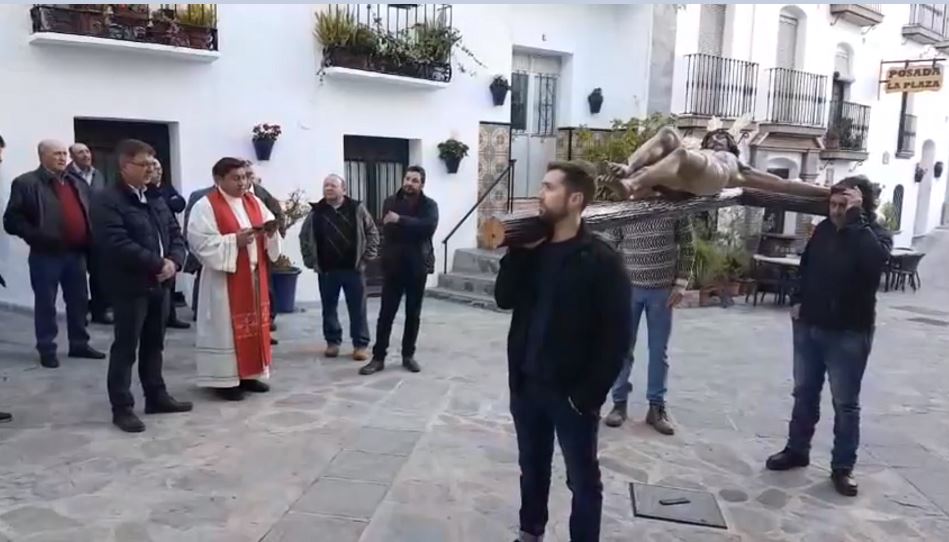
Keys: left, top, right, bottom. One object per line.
{"left": 0, "top": 3, "right": 655, "bottom": 308}
{"left": 672, "top": 3, "right": 949, "bottom": 249}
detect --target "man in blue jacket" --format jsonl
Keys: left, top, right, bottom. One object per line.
{"left": 766, "top": 175, "right": 892, "bottom": 497}
{"left": 359, "top": 165, "right": 438, "bottom": 376}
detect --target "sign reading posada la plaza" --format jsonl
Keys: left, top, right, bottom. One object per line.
{"left": 884, "top": 63, "right": 943, "bottom": 94}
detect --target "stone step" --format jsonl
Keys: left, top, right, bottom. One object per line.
{"left": 451, "top": 248, "right": 503, "bottom": 275}
{"left": 426, "top": 287, "right": 504, "bottom": 312}
{"left": 436, "top": 271, "right": 497, "bottom": 299}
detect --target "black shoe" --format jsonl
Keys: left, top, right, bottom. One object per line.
{"left": 214, "top": 387, "right": 245, "bottom": 401}
{"left": 402, "top": 357, "right": 421, "bottom": 373}
{"left": 0, "top": 411, "right": 11, "bottom": 423}
{"left": 765, "top": 448, "right": 810, "bottom": 471}
{"left": 40, "top": 354, "right": 60, "bottom": 368}
{"left": 831, "top": 469, "right": 858, "bottom": 497}
{"left": 239, "top": 379, "right": 270, "bottom": 393}
{"left": 359, "top": 358, "right": 385, "bottom": 376}
{"left": 144, "top": 395, "right": 194, "bottom": 414}
{"left": 166, "top": 319, "right": 191, "bottom": 330}
{"left": 271, "top": 337, "right": 279, "bottom": 345}
{"left": 270, "top": 321, "right": 277, "bottom": 332}
{"left": 113, "top": 410, "right": 145, "bottom": 433}
{"left": 90, "top": 313, "right": 114, "bottom": 325}
{"left": 68, "top": 346, "right": 106, "bottom": 360}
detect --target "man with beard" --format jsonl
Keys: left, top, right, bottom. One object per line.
{"left": 495, "top": 160, "right": 632, "bottom": 542}
{"left": 359, "top": 165, "right": 438, "bottom": 376}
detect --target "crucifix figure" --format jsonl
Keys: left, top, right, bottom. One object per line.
{"left": 604, "top": 116, "right": 830, "bottom": 200}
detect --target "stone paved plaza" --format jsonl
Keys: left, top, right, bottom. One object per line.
{"left": 2, "top": 230, "right": 949, "bottom": 542}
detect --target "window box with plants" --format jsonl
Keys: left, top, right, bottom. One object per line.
{"left": 252, "top": 123, "right": 281, "bottom": 161}
{"left": 270, "top": 189, "right": 311, "bottom": 314}
{"left": 438, "top": 139, "right": 469, "bottom": 174}
{"left": 314, "top": 5, "right": 481, "bottom": 84}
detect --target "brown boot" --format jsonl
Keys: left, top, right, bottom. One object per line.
{"left": 325, "top": 344, "right": 340, "bottom": 358}
{"left": 645, "top": 404, "right": 675, "bottom": 435}
{"left": 353, "top": 348, "right": 370, "bottom": 362}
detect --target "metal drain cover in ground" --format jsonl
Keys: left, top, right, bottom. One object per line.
{"left": 630, "top": 483, "right": 727, "bottom": 529}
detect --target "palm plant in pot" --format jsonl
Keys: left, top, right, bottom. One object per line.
{"left": 437, "top": 138, "right": 469, "bottom": 174}
{"left": 489, "top": 75, "right": 510, "bottom": 106}
{"left": 270, "top": 188, "right": 310, "bottom": 313}
{"left": 252, "top": 123, "right": 281, "bottom": 161}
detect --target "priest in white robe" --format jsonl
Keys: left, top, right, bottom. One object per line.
{"left": 187, "top": 157, "right": 281, "bottom": 401}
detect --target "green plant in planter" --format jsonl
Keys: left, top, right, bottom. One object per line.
{"left": 438, "top": 139, "right": 469, "bottom": 174}
{"left": 272, "top": 188, "right": 310, "bottom": 272}
{"left": 692, "top": 237, "right": 727, "bottom": 290}
{"left": 176, "top": 4, "right": 216, "bottom": 27}
{"left": 314, "top": 7, "right": 356, "bottom": 48}
{"left": 879, "top": 201, "right": 900, "bottom": 232}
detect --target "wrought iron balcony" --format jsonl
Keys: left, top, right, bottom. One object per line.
{"left": 680, "top": 54, "right": 759, "bottom": 119}
{"left": 765, "top": 68, "right": 829, "bottom": 129}
{"left": 903, "top": 4, "right": 948, "bottom": 44}
{"left": 822, "top": 100, "right": 870, "bottom": 161}
{"left": 30, "top": 4, "right": 218, "bottom": 51}
{"left": 897, "top": 113, "right": 917, "bottom": 158}
{"left": 830, "top": 4, "right": 884, "bottom": 27}
{"left": 317, "top": 4, "right": 455, "bottom": 84}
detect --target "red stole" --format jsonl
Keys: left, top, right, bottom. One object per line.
{"left": 207, "top": 190, "right": 272, "bottom": 379}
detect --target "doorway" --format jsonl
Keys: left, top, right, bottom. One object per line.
{"left": 73, "top": 118, "right": 173, "bottom": 188}
{"left": 343, "top": 135, "right": 409, "bottom": 294}
{"left": 510, "top": 52, "right": 561, "bottom": 199}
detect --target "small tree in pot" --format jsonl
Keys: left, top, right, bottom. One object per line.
{"left": 270, "top": 188, "right": 310, "bottom": 313}
{"left": 438, "top": 138, "right": 469, "bottom": 174}
{"left": 489, "top": 75, "right": 510, "bottom": 106}
{"left": 252, "top": 123, "right": 281, "bottom": 161}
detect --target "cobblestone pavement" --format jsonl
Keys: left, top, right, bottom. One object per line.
{"left": 2, "top": 230, "right": 949, "bottom": 542}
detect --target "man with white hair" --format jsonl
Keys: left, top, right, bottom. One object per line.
{"left": 68, "top": 142, "right": 111, "bottom": 324}
{"left": 3, "top": 139, "right": 105, "bottom": 368}
{"left": 300, "top": 174, "right": 379, "bottom": 361}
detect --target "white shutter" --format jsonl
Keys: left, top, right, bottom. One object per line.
{"left": 698, "top": 4, "right": 726, "bottom": 56}
{"left": 776, "top": 14, "right": 799, "bottom": 69}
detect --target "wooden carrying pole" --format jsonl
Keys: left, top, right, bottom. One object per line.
{"left": 480, "top": 187, "right": 829, "bottom": 249}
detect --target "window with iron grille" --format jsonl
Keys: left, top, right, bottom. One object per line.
{"left": 510, "top": 72, "right": 529, "bottom": 132}
{"left": 893, "top": 185, "right": 904, "bottom": 230}
{"left": 897, "top": 93, "right": 916, "bottom": 158}
{"left": 535, "top": 73, "right": 558, "bottom": 136}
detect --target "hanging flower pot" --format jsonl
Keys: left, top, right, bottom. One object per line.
{"left": 252, "top": 123, "right": 281, "bottom": 162}
{"left": 438, "top": 138, "right": 469, "bottom": 175}
{"left": 489, "top": 75, "right": 510, "bottom": 106}
{"left": 935, "top": 161, "right": 944, "bottom": 179}
{"left": 915, "top": 164, "right": 925, "bottom": 183}
{"left": 588, "top": 88, "right": 603, "bottom": 114}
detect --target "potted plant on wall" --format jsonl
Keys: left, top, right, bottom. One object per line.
{"left": 588, "top": 88, "right": 604, "bottom": 114}
{"left": 489, "top": 75, "right": 510, "bottom": 106}
{"left": 270, "top": 188, "right": 310, "bottom": 313}
{"left": 438, "top": 138, "right": 469, "bottom": 174}
{"left": 252, "top": 123, "right": 281, "bottom": 161}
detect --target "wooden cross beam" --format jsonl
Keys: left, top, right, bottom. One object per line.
{"left": 479, "top": 187, "right": 829, "bottom": 249}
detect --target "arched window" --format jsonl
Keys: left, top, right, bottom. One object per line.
{"left": 893, "top": 185, "right": 904, "bottom": 230}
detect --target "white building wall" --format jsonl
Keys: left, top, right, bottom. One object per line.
{"left": 0, "top": 3, "right": 653, "bottom": 308}
{"left": 673, "top": 4, "right": 949, "bottom": 248}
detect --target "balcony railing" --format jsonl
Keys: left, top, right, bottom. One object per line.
{"left": 826, "top": 100, "right": 870, "bottom": 151}
{"left": 30, "top": 4, "right": 218, "bottom": 51}
{"left": 766, "top": 68, "right": 828, "bottom": 128}
{"left": 904, "top": 4, "right": 948, "bottom": 44}
{"left": 318, "top": 4, "right": 455, "bottom": 83}
{"left": 681, "top": 54, "right": 759, "bottom": 119}
{"left": 897, "top": 113, "right": 917, "bottom": 157}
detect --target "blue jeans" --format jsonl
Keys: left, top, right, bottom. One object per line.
{"left": 511, "top": 382, "right": 602, "bottom": 542}
{"left": 28, "top": 251, "right": 90, "bottom": 357}
{"left": 787, "top": 321, "right": 872, "bottom": 470}
{"left": 610, "top": 287, "right": 673, "bottom": 406}
{"left": 318, "top": 270, "right": 370, "bottom": 348}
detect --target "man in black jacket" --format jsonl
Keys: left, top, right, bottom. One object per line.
{"left": 359, "top": 165, "right": 438, "bottom": 376}
{"left": 766, "top": 175, "right": 892, "bottom": 497}
{"left": 0, "top": 132, "right": 9, "bottom": 424}
{"left": 495, "top": 161, "right": 632, "bottom": 542}
{"left": 91, "top": 139, "right": 193, "bottom": 433}
{"left": 68, "top": 142, "right": 112, "bottom": 324}
{"left": 3, "top": 139, "right": 105, "bottom": 368}
{"left": 146, "top": 157, "right": 190, "bottom": 329}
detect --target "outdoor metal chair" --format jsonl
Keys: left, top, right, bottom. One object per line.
{"left": 890, "top": 253, "right": 925, "bottom": 292}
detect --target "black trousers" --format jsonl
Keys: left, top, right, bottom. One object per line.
{"left": 107, "top": 287, "right": 169, "bottom": 411}
{"left": 372, "top": 271, "right": 427, "bottom": 361}
{"left": 87, "top": 248, "right": 110, "bottom": 318}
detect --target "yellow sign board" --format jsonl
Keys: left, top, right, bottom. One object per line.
{"left": 885, "top": 65, "right": 943, "bottom": 93}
